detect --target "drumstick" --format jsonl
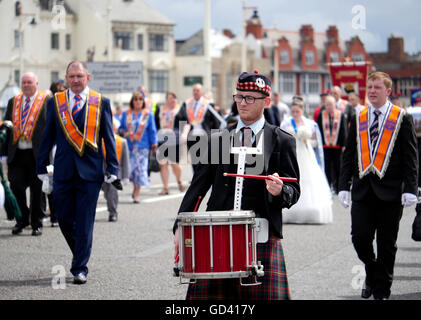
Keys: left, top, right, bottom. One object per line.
{"left": 223, "top": 172, "right": 297, "bottom": 182}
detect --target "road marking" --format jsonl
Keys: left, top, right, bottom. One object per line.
{"left": 142, "top": 193, "right": 185, "bottom": 203}
{"left": 132, "top": 242, "right": 173, "bottom": 258}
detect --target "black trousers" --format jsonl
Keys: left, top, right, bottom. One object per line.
{"left": 323, "top": 148, "right": 341, "bottom": 194}
{"left": 350, "top": 188, "right": 403, "bottom": 298}
{"left": 7, "top": 149, "right": 44, "bottom": 229}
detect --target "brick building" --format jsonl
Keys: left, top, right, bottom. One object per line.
{"left": 369, "top": 35, "right": 421, "bottom": 104}
{"left": 245, "top": 10, "right": 369, "bottom": 112}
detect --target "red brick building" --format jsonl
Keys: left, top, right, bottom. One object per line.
{"left": 245, "top": 10, "right": 369, "bottom": 110}
{"left": 369, "top": 35, "right": 421, "bottom": 102}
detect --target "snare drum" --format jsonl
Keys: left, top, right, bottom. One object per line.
{"left": 175, "top": 210, "right": 264, "bottom": 283}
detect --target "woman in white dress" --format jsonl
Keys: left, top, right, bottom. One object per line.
{"left": 280, "top": 100, "right": 333, "bottom": 224}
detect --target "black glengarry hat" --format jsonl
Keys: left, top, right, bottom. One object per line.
{"left": 236, "top": 69, "right": 271, "bottom": 96}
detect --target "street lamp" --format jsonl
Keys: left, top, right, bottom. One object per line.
{"left": 241, "top": 0, "right": 257, "bottom": 72}
{"left": 16, "top": 3, "right": 37, "bottom": 79}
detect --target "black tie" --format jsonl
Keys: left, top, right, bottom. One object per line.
{"left": 241, "top": 127, "right": 253, "bottom": 147}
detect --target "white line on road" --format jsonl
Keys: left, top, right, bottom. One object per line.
{"left": 142, "top": 193, "right": 186, "bottom": 203}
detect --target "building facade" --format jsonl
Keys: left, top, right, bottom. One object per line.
{"left": 369, "top": 35, "right": 421, "bottom": 105}
{"left": 0, "top": 0, "right": 175, "bottom": 111}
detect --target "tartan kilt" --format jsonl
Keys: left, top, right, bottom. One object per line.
{"left": 186, "top": 235, "right": 290, "bottom": 300}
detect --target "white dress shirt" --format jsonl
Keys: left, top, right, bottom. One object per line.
{"left": 68, "top": 86, "right": 89, "bottom": 114}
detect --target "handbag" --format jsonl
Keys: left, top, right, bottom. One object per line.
{"left": 149, "top": 151, "right": 160, "bottom": 173}
{"left": 412, "top": 209, "right": 421, "bottom": 241}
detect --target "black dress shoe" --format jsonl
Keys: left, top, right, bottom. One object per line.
{"left": 31, "top": 228, "right": 43, "bottom": 236}
{"left": 73, "top": 273, "right": 87, "bottom": 284}
{"left": 361, "top": 283, "right": 372, "bottom": 299}
{"left": 12, "top": 224, "right": 27, "bottom": 235}
{"left": 108, "top": 214, "right": 118, "bottom": 222}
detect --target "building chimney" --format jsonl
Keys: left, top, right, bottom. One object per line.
{"left": 388, "top": 35, "right": 405, "bottom": 62}
{"left": 223, "top": 29, "right": 235, "bottom": 39}
{"left": 327, "top": 25, "right": 338, "bottom": 43}
{"left": 300, "top": 24, "right": 314, "bottom": 42}
{"left": 246, "top": 10, "right": 263, "bottom": 39}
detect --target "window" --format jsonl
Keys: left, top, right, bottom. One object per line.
{"left": 14, "top": 30, "right": 21, "bottom": 48}
{"left": 14, "top": 70, "right": 20, "bottom": 85}
{"left": 184, "top": 76, "right": 203, "bottom": 86}
{"left": 305, "top": 50, "right": 315, "bottom": 65}
{"left": 280, "top": 50, "right": 289, "bottom": 65}
{"left": 301, "top": 73, "right": 320, "bottom": 94}
{"left": 149, "top": 34, "right": 168, "bottom": 52}
{"left": 65, "top": 34, "right": 71, "bottom": 50}
{"left": 330, "top": 51, "right": 339, "bottom": 63}
{"left": 51, "top": 33, "right": 59, "bottom": 50}
{"left": 114, "top": 31, "right": 134, "bottom": 50}
{"left": 51, "top": 71, "right": 59, "bottom": 83}
{"left": 137, "top": 34, "right": 143, "bottom": 50}
{"left": 149, "top": 70, "right": 169, "bottom": 93}
{"left": 212, "top": 74, "right": 218, "bottom": 89}
{"left": 280, "top": 73, "right": 295, "bottom": 94}
{"left": 352, "top": 53, "right": 364, "bottom": 62}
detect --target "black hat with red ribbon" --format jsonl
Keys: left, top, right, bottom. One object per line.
{"left": 236, "top": 69, "right": 271, "bottom": 96}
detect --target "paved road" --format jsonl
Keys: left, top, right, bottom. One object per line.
{"left": 0, "top": 163, "right": 420, "bottom": 300}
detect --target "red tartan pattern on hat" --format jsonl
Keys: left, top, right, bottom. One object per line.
{"left": 236, "top": 81, "right": 271, "bottom": 96}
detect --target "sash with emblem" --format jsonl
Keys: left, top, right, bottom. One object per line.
{"left": 12, "top": 91, "right": 49, "bottom": 144}
{"left": 102, "top": 134, "right": 123, "bottom": 164}
{"left": 126, "top": 108, "right": 149, "bottom": 142}
{"left": 322, "top": 109, "right": 342, "bottom": 147}
{"left": 186, "top": 97, "right": 209, "bottom": 126}
{"left": 159, "top": 104, "right": 180, "bottom": 130}
{"left": 54, "top": 90, "right": 102, "bottom": 156}
{"left": 357, "top": 104, "right": 404, "bottom": 179}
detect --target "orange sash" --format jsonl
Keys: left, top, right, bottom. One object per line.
{"left": 186, "top": 97, "right": 208, "bottom": 126}
{"left": 102, "top": 134, "right": 123, "bottom": 164}
{"left": 159, "top": 104, "right": 180, "bottom": 129}
{"left": 322, "top": 109, "right": 341, "bottom": 146}
{"left": 126, "top": 108, "right": 149, "bottom": 142}
{"left": 55, "top": 90, "right": 102, "bottom": 156}
{"left": 12, "top": 91, "right": 49, "bottom": 144}
{"left": 357, "top": 104, "right": 404, "bottom": 179}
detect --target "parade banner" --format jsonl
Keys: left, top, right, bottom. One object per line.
{"left": 410, "top": 88, "right": 421, "bottom": 106}
{"left": 328, "top": 62, "right": 370, "bottom": 106}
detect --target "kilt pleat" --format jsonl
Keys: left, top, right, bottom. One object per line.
{"left": 186, "top": 235, "right": 290, "bottom": 300}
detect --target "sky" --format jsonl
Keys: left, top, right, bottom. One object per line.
{"left": 145, "top": 0, "right": 421, "bottom": 54}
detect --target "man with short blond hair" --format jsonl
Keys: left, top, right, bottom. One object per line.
{"left": 339, "top": 71, "right": 418, "bottom": 300}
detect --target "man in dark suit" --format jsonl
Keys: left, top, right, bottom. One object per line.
{"left": 176, "top": 83, "right": 221, "bottom": 173}
{"left": 37, "top": 61, "right": 119, "bottom": 285}
{"left": 339, "top": 71, "right": 418, "bottom": 300}
{"left": 3, "top": 72, "right": 49, "bottom": 236}
{"left": 316, "top": 95, "right": 346, "bottom": 194}
{"left": 173, "top": 70, "right": 300, "bottom": 299}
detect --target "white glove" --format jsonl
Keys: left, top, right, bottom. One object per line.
{"left": 401, "top": 193, "right": 417, "bottom": 207}
{"left": 104, "top": 174, "right": 117, "bottom": 184}
{"left": 37, "top": 174, "right": 48, "bottom": 182}
{"left": 41, "top": 175, "right": 53, "bottom": 194}
{"left": 338, "top": 190, "right": 350, "bottom": 208}
{"left": 122, "top": 178, "right": 130, "bottom": 185}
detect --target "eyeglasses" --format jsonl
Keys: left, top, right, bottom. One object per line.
{"left": 233, "top": 94, "right": 266, "bottom": 104}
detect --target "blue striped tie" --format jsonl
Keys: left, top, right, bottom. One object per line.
{"left": 370, "top": 110, "right": 381, "bottom": 152}
{"left": 22, "top": 97, "right": 30, "bottom": 121}
{"left": 72, "top": 95, "right": 82, "bottom": 119}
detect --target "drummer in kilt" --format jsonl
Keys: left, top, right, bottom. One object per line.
{"left": 173, "top": 70, "right": 300, "bottom": 300}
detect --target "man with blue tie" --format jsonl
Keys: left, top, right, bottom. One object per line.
{"left": 2, "top": 72, "right": 50, "bottom": 236}
{"left": 37, "top": 61, "right": 119, "bottom": 284}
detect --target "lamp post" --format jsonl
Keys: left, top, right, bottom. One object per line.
{"left": 16, "top": 4, "right": 37, "bottom": 79}
{"left": 241, "top": 0, "right": 257, "bottom": 72}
